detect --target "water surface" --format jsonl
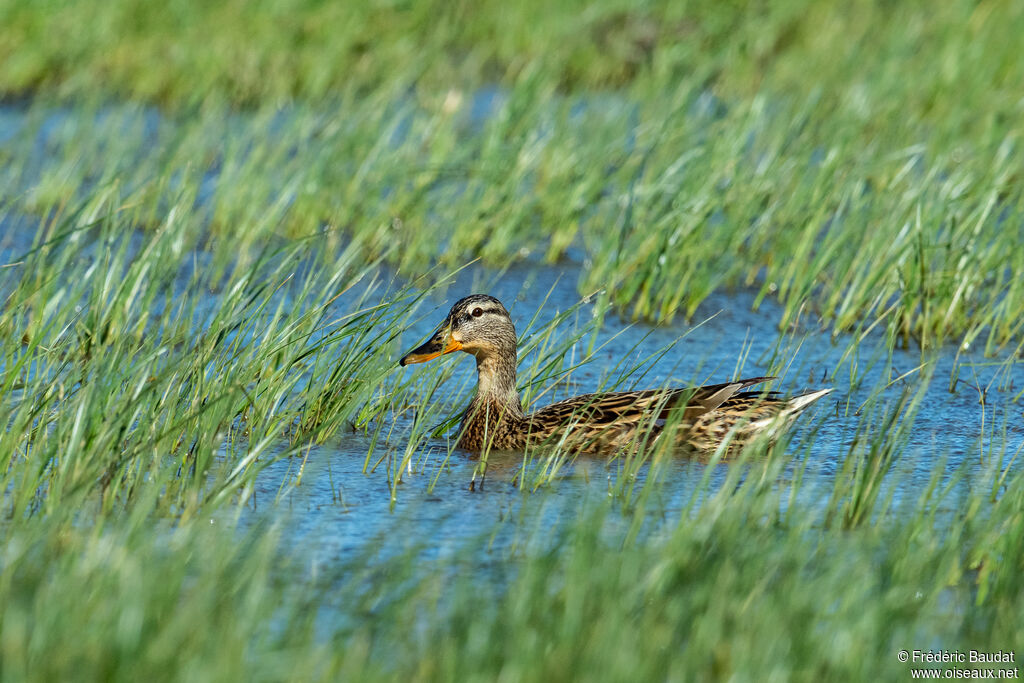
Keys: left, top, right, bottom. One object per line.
{"left": 245, "top": 258, "right": 1023, "bottom": 568}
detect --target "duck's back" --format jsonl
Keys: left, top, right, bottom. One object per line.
{"left": 456, "top": 377, "right": 830, "bottom": 453}
{"left": 521, "top": 377, "right": 780, "bottom": 452}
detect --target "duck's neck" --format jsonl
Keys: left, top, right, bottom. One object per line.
{"left": 469, "top": 351, "right": 524, "bottom": 417}
{"left": 459, "top": 350, "right": 525, "bottom": 449}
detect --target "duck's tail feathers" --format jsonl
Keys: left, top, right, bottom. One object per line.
{"left": 786, "top": 388, "right": 833, "bottom": 413}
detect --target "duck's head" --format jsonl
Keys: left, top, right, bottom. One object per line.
{"left": 399, "top": 294, "right": 516, "bottom": 367}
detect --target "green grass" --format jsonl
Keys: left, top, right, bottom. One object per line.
{"left": 2, "top": 0, "right": 1024, "bottom": 680}
{"left": 3, "top": 431, "right": 1022, "bottom": 681}
{"left": 5, "top": 3, "right": 1024, "bottom": 349}
{"left": 0, "top": 194, "right": 1021, "bottom": 681}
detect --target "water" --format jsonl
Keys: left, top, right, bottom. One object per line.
{"left": 239, "top": 256, "right": 1023, "bottom": 568}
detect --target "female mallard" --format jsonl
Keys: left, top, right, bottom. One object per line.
{"left": 399, "top": 294, "right": 831, "bottom": 453}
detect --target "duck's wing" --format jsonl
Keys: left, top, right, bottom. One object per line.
{"left": 527, "top": 376, "right": 776, "bottom": 433}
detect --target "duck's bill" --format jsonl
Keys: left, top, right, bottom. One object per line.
{"left": 399, "top": 329, "right": 462, "bottom": 366}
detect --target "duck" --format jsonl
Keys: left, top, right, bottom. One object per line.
{"left": 399, "top": 294, "right": 832, "bottom": 453}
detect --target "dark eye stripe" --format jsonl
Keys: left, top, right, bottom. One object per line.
{"left": 464, "top": 306, "right": 502, "bottom": 318}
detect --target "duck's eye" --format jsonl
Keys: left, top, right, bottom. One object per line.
{"left": 471, "top": 307, "right": 483, "bottom": 318}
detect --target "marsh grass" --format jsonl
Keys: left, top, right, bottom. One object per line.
{"left": 0, "top": 195, "right": 1022, "bottom": 679}
{"left": 0, "top": 192, "right": 438, "bottom": 519}
{"left": 1, "top": 142, "right": 1021, "bottom": 683}
{"left": 5, "top": 36, "right": 1024, "bottom": 351}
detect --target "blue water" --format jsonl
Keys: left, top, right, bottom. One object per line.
{"left": 236, "top": 256, "right": 1023, "bottom": 567}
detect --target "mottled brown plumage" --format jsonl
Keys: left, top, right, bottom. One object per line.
{"left": 400, "top": 294, "right": 831, "bottom": 453}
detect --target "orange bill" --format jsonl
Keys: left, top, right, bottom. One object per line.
{"left": 399, "top": 328, "right": 462, "bottom": 366}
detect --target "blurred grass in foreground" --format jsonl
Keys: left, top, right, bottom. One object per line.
{"left": 2, "top": 450, "right": 1022, "bottom": 681}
